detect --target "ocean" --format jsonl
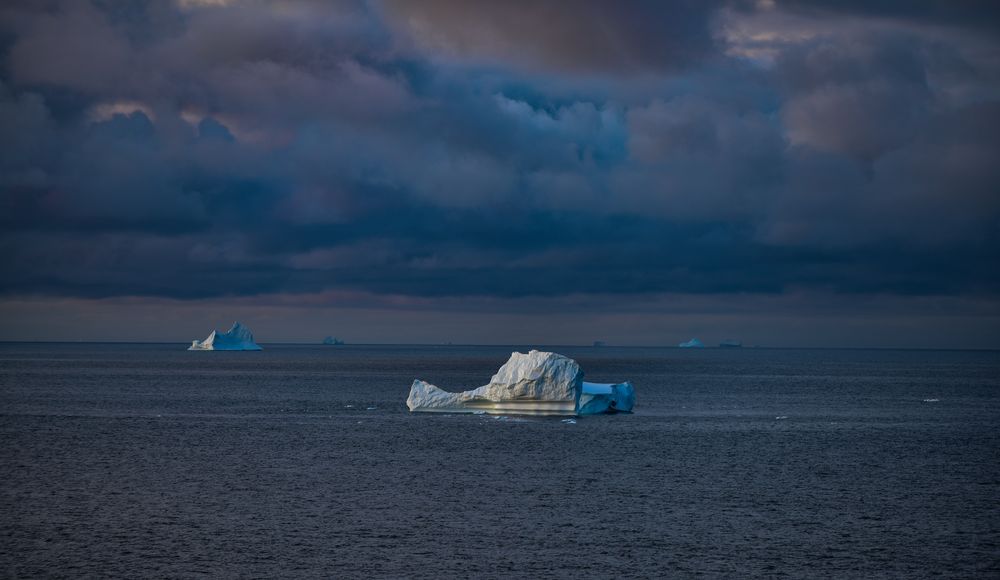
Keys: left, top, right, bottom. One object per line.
{"left": 1, "top": 344, "right": 998, "bottom": 578}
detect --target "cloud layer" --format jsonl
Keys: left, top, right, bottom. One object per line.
{"left": 1, "top": 1, "right": 998, "bottom": 343}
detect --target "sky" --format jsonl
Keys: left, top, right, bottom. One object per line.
{"left": 1, "top": 0, "right": 999, "bottom": 347}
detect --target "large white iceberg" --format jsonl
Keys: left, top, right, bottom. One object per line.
{"left": 406, "top": 350, "right": 634, "bottom": 416}
{"left": 679, "top": 338, "right": 704, "bottom": 348}
{"left": 188, "top": 322, "right": 262, "bottom": 351}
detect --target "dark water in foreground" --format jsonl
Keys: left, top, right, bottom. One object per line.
{"left": 1, "top": 344, "right": 998, "bottom": 578}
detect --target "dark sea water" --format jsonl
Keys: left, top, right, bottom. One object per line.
{"left": 1, "top": 344, "right": 998, "bottom": 578}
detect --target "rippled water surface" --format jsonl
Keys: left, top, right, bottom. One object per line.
{"left": 2, "top": 344, "right": 998, "bottom": 578}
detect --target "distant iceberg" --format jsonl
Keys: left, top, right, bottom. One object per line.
{"left": 322, "top": 336, "right": 345, "bottom": 345}
{"left": 719, "top": 339, "right": 743, "bottom": 348}
{"left": 406, "top": 350, "right": 634, "bottom": 416}
{"left": 679, "top": 338, "right": 704, "bottom": 348}
{"left": 188, "top": 322, "right": 262, "bottom": 351}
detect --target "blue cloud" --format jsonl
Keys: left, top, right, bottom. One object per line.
{"left": 0, "top": 0, "right": 998, "bottom": 308}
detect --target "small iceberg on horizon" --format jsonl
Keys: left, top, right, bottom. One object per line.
{"left": 188, "top": 322, "right": 262, "bottom": 351}
{"left": 679, "top": 338, "right": 704, "bottom": 348}
{"left": 719, "top": 339, "right": 743, "bottom": 348}
{"left": 322, "top": 336, "right": 345, "bottom": 345}
{"left": 406, "top": 350, "right": 634, "bottom": 417}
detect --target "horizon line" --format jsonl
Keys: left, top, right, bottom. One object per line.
{"left": 0, "top": 340, "right": 997, "bottom": 352}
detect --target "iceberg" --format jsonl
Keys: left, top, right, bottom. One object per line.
{"left": 406, "top": 350, "right": 634, "bottom": 416}
{"left": 719, "top": 339, "right": 743, "bottom": 348}
{"left": 578, "top": 381, "right": 636, "bottom": 415}
{"left": 322, "top": 336, "right": 345, "bottom": 345}
{"left": 188, "top": 322, "right": 262, "bottom": 351}
{"left": 679, "top": 338, "right": 704, "bottom": 348}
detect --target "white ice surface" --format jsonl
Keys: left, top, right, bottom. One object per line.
{"left": 407, "top": 351, "right": 634, "bottom": 416}
{"left": 188, "top": 322, "right": 262, "bottom": 351}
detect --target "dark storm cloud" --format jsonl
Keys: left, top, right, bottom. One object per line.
{"left": 0, "top": 0, "right": 998, "bottom": 305}
{"left": 379, "top": 0, "right": 719, "bottom": 73}
{"left": 774, "top": 0, "right": 1000, "bottom": 33}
